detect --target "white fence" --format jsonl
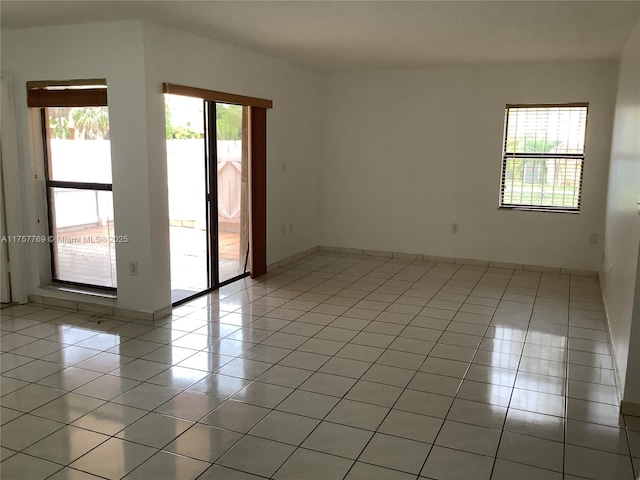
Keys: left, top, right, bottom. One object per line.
{"left": 49, "top": 140, "right": 112, "bottom": 229}
{"left": 46, "top": 139, "right": 241, "bottom": 230}
{"left": 167, "top": 139, "right": 242, "bottom": 231}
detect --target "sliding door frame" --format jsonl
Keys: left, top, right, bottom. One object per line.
{"left": 165, "top": 83, "right": 271, "bottom": 306}
{"left": 205, "top": 101, "right": 219, "bottom": 289}
{"left": 249, "top": 106, "right": 267, "bottom": 278}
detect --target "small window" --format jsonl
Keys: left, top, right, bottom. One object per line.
{"left": 500, "top": 103, "right": 588, "bottom": 212}
{"left": 28, "top": 80, "right": 117, "bottom": 290}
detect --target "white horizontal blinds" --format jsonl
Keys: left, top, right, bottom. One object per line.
{"left": 501, "top": 104, "right": 588, "bottom": 211}
{"left": 505, "top": 105, "right": 587, "bottom": 155}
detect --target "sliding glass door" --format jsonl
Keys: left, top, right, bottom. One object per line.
{"left": 214, "top": 103, "right": 248, "bottom": 283}
{"left": 166, "top": 95, "right": 248, "bottom": 304}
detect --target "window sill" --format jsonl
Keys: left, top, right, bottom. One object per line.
{"left": 498, "top": 206, "right": 580, "bottom": 214}
{"left": 42, "top": 283, "right": 117, "bottom": 299}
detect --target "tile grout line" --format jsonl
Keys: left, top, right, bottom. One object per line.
{"left": 272, "top": 259, "right": 449, "bottom": 478}
{"left": 190, "top": 253, "right": 416, "bottom": 478}
{"left": 230, "top": 257, "right": 466, "bottom": 478}
{"left": 4, "top": 257, "right": 453, "bottom": 479}
{"left": 263, "top": 256, "right": 446, "bottom": 479}
{"left": 343, "top": 262, "right": 492, "bottom": 480}
{"left": 0, "top": 253, "right": 631, "bottom": 480}
{"left": 487, "top": 269, "right": 539, "bottom": 479}
{"left": 564, "top": 275, "right": 573, "bottom": 478}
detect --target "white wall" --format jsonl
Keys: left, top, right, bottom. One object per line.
{"left": 600, "top": 22, "right": 640, "bottom": 402}
{"left": 1, "top": 21, "right": 169, "bottom": 313}
{"left": 320, "top": 62, "right": 618, "bottom": 270}
{"left": 142, "top": 22, "right": 322, "bottom": 266}
{"left": 627, "top": 246, "right": 640, "bottom": 407}
{"left": 1, "top": 19, "right": 322, "bottom": 313}
{"left": 1, "top": 74, "right": 28, "bottom": 303}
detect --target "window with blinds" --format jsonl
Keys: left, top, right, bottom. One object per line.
{"left": 500, "top": 103, "right": 588, "bottom": 212}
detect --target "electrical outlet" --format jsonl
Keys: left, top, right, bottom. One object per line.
{"left": 451, "top": 223, "right": 459, "bottom": 234}
{"left": 281, "top": 224, "right": 286, "bottom": 236}
{"left": 129, "top": 261, "right": 138, "bottom": 276}
{"left": 289, "top": 223, "right": 293, "bottom": 234}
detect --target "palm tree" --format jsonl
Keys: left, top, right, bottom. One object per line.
{"left": 48, "top": 107, "right": 72, "bottom": 139}
{"left": 71, "top": 107, "right": 109, "bottom": 139}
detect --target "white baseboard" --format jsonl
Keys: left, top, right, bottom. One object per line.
{"left": 28, "top": 294, "right": 169, "bottom": 322}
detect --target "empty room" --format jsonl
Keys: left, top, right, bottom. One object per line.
{"left": 1, "top": 1, "right": 639, "bottom": 479}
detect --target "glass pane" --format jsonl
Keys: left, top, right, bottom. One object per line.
{"left": 46, "top": 107, "right": 112, "bottom": 183}
{"left": 51, "top": 188, "right": 117, "bottom": 288}
{"left": 216, "top": 103, "right": 245, "bottom": 283}
{"left": 502, "top": 158, "right": 582, "bottom": 208}
{"left": 506, "top": 106, "right": 587, "bottom": 155}
{"left": 165, "top": 94, "right": 208, "bottom": 302}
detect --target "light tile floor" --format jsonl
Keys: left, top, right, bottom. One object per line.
{"left": 1, "top": 252, "right": 639, "bottom": 479}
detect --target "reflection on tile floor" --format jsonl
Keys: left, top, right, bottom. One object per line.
{"left": 1, "top": 252, "right": 638, "bottom": 479}
{"left": 170, "top": 227, "right": 244, "bottom": 302}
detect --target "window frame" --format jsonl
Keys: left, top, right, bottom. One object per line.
{"left": 32, "top": 81, "right": 117, "bottom": 291}
{"left": 499, "top": 102, "right": 589, "bottom": 213}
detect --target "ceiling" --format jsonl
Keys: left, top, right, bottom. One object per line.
{"left": 2, "top": 1, "right": 639, "bottom": 70}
